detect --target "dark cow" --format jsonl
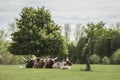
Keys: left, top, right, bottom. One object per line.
{"left": 45, "top": 59, "right": 54, "bottom": 68}
{"left": 45, "top": 57, "right": 57, "bottom": 68}
{"left": 26, "top": 59, "right": 35, "bottom": 68}
{"left": 22, "top": 56, "right": 35, "bottom": 68}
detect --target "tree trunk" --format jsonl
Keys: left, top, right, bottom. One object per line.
{"left": 86, "top": 39, "right": 91, "bottom": 71}
{"left": 86, "top": 52, "right": 91, "bottom": 71}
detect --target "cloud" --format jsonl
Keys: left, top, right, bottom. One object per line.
{"left": 0, "top": 0, "right": 120, "bottom": 28}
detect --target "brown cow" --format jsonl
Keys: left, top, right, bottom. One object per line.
{"left": 34, "top": 58, "right": 45, "bottom": 68}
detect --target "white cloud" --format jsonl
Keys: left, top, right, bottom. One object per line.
{"left": 0, "top": 0, "right": 120, "bottom": 28}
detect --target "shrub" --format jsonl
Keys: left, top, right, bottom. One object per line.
{"left": 0, "top": 53, "right": 24, "bottom": 65}
{"left": 102, "top": 56, "right": 110, "bottom": 64}
{"left": 90, "top": 54, "right": 100, "bottom": 64}
{"left": 111, "top": 49, "right": 120, "bottom": 64}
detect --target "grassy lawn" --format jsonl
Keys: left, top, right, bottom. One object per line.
{"left": 0, "top": 64, "right": 120, "bottom": 80}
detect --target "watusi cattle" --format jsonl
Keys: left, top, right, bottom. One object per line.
{"left": 34, "top": 58, "right": 45, "bottom": 68}
{"left": 22, "top": 56, "right": 35, "bottom": 68}
{"left": 26, "top": 59, "right": 35, "bottom": 68}
{"left": 45, "top": 59, "right": 54, "bottom": 68}
{"left": 52, "top": 57, "right": 72, "bottom": 69}
{"left": 23, "top": 56, "right": 72, "bottom": 69}
{"left": 45, "top": 57, "right": 57, "bottom": 68}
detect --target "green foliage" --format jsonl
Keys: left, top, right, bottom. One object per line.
{"left": 111, "top": 31, "right": 120, "bottom": 53}
{"left": 84, "top": 22, "right": 108, "bottom": 54}
{"left": 0, "top": 55, "right": 3, "bottom": 64}
{"left": 111, "top": 49, "right": 120, "bottom": 64}
{"left": 8, "top": 7, "right": 67, "bottom": 56}
{"left": 0, "top": 40, "right": 24, "bottom": 64}
{"left": 73, "top": 22, "right": 119, "bottom": 65}
{"left": 95, "top": 38, "right": 112, "bottom": 58}
{"left": 102, "top": 56, "right": 110, "bottom": 64}
{"left": 76, "top": 37, "right": 88, "bottom": 63}
{"left": 90, "top": 54, "right": 100, "bottom": 64}
{"left": 68, "top": 42, "right": 77, "bottom": 63}
{"left": 0, "top": 53, "right": 24, "bottom": 65}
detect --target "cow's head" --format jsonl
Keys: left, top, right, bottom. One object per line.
{"left": 26, "top": 59, "right": 35, "bottom": 68}
{"left": 22, "top": 56, "right": 35, "bottom": 68}
{"left": 45, "top": 57, "right": 57, "bottom": 68}
{"left": 65, "top": 57, "right": 72, "bottom": 66}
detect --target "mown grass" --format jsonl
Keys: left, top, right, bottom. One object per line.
{"left": 0, "top": 64, "right": 120, "bottom": 80}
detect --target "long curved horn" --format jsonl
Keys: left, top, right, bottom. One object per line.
{"left": 52, "top": 57, "right": 58, "bottom": 61}
{"left": 28, "top": 55, "right": 36, "bottom": 60}
{"left": 32, "top": 55, "right": 37, "bottom": 60}
{"left": 22, "top": 56, "right": 27, "bottom": 61}
{"left": 66, "top": 57, "right": 70, "bottom": 61}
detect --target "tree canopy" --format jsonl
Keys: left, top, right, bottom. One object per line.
{"left": 8, "top": 7, "right": 67, "bottom": 56}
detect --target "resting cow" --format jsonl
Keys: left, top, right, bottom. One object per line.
{"left": 45, "top": 57, "right": 57, "bottom": 68}
{"left": 26, "top": 59, "right": 35, "bottom": 68}
{"left": 34, "top": 58, "right": 45, "bottom": 68}
{"left": 23, "top": 56, "right": 72, "bottom": 69}
{"left": 53, "top": 57, "right": 72, "bottom": 69}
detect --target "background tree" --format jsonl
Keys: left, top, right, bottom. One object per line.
{"left": 63, "top": 23, "right": 71, "bottom": 58}
{"left": 74, "top": 24, "right": 84, "bottom": 42}
{"left": 83, "top": 22, "right": 107, "bottom": 70}
{"left": 0, "top": 28, "right": 8, "bottom": 40}
{"left": 111, "top": 23, "right": 120, "bottom": 55}
{"left": 74, "top": 24, "right": 85, "bottom": 63}
{"left": 76, "top": 37, "right": 88, "bottom": 64}
{"left": 8, "top": 23, "right": 18, "bottom": 33}
{"left": 0, "top": 28, "right": 24, "bottom": 64}
{"left": 64, "top": 23, "right": 71, "bottom": 43}
{"left": 83, "top": 23, "right": 96, "bottom": 71}
{"left": 8, "top": 7, "right": 67, "bottom": 57}
{"left": 111, "top": 49, "right": 120, "bottom": 64}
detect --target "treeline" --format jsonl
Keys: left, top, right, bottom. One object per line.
{"left": 0, "top": 22, "right": 120, "bottom": 64}
{"left": 0, "top": 7, "right": 120, "bottom": 65}
{"left": 64, "top": 22, "right": 120, "bottom": 64}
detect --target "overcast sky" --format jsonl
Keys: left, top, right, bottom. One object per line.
{"left": 0, "top": 0, "right": 120, "bottom": 28}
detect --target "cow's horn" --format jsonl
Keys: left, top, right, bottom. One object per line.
{"left": 66, "top": 57, "right": 70, "bottom": 61}
{"left": 22, "top": 56, "right": 27, "bottom": 61}
{"left": 52, "top": 57, "right": 58, "bottom": 61}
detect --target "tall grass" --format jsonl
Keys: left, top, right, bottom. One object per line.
{"left": 0, "top": 64, "right": 120, "bottom": 80}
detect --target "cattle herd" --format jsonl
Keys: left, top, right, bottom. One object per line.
{"left": 23, "top": 57, "right": 72, "bottom": 69}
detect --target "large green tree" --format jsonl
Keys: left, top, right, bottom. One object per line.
{"left": 8, "top": 7, "right": 67, "bottom": 57}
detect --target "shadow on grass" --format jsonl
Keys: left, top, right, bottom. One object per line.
{"left": 80, "top": 68, "right": 93, "bottom": 72}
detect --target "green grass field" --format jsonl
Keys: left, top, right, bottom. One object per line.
{"left": 0, "top": 64, "right": 120, "bottom": 80}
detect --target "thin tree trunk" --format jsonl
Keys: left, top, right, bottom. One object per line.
{"left": 86, "top": 52, "right": 91, "bottom": 71}
{"left": 86, "top": 39, "right": 91, "bottom": 71}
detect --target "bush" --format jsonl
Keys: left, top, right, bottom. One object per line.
{"left": 111, "top": 49, "right": 120, "bottom": 64}
{"left": 90, "top": 54, "right": 100, "bottom": 64}
{"left": 0, "top": 53, "right": 24, "bottom": 65}
{"left": 102, "top": 56, "right": 110, "bottom": 64}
